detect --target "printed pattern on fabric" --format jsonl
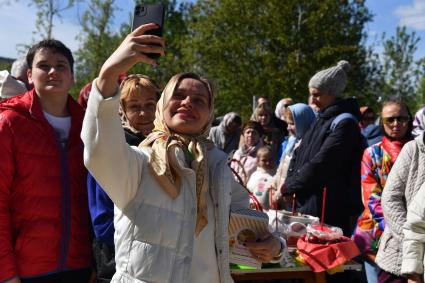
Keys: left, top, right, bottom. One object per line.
{"left": 353, "top": 137, "right": 407, "bottom": 254}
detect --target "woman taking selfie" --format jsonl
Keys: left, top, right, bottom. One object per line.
{"left": 82, "top": 23, "right": 284, "bottom": 283}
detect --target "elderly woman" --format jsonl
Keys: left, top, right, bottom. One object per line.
{"left": 230, "top": 121, "right": 264, "bottom": 185}
{"left": 208, "top": 112, "right": 242, "bottom": 154}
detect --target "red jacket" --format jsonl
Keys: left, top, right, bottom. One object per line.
{"left": 0, "top": 90, "right": 91, "bottom": 281}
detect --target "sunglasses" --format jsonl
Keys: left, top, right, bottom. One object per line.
{"left": 382, "top": 116, "right": 409, "bottom": 125}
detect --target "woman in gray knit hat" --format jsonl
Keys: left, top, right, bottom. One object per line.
{"left": 283, "top": 60, "right": 364, "bottom": 281}
{"left": 283, "top": 59, "right": 363, "bottom": 234}
{"left": 308, "top": 60, "right": 351, "bottom": 110}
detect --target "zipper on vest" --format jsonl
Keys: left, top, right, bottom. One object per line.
{"left": 57, "top": 139, "right": 71, "bottom": 271}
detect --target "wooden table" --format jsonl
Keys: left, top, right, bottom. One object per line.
{"left": 231, "top": 260, "right": 362, "bottom": 283}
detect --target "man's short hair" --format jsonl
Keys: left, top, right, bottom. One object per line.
{"left": 26, "top": 39, "right": 74, "bottom": 73}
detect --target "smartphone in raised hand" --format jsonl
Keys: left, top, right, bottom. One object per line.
{"left": 131, "top": 3, "right": 165, "bottom": 59}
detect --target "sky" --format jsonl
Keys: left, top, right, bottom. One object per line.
{"left": 0, "top": 0, "right": 425, "bottom": 61}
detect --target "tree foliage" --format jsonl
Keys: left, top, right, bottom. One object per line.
{"left": 417, "top": 74, "right": 425, "bottom": 108}
{"left": 378, "top": 26, "right": 424, "bottom": 110}
{"left": 16, "top": 0, "right": 425, "bottom": 116}
{"left": 185, "top": 0, "right": 373, "bottom": 118}
{"left": 72, "top": 0, "right": 122, "bottom": 96}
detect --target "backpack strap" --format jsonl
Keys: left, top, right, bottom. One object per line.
{"left": 330, "top": 113, "right": 358, "bottom": 132}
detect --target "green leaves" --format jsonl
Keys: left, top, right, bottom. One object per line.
{"left": 184, "top": 0, "right": 373, "bottom": 119}
{"left": 24, "top": 0, "right": 423, "bottom": 114}
{"left": 378, "top": 26, "right": 424, "bottom": 110}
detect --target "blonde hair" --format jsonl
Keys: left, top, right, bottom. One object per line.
{"left": 254, "top": 102, "right": 273, "bottom": 118}
{"left": 256, "top": 146, "right": 273, "bottom": 163}
{"left": 120, "top": 74, "right": 161, "bottom": 104}
{"left": 283, "top": 107, "right": 293, "bottom": 122}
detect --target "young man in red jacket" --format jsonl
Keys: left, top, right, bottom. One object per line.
{"left": 0, "top": 40, "right": 92, "bottom": 283}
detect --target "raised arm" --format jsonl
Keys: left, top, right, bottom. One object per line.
{"left": 96, "top": 23, "right": 164, "bottom": 98}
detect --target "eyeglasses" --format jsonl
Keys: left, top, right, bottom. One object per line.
{"left": 382, "top": 116, "right": 409, "bottom": 125}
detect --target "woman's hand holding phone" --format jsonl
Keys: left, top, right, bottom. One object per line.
{"left": 97, "top": 23, "right": 165, "bottom": 98}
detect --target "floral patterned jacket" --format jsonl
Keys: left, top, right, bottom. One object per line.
{"left": 352, "top": 136, "right": 408, "bottom": 254}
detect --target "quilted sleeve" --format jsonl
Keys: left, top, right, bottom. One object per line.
{"left": 0, "top": 114, "right": 18, "bottom": 281}
{"left": 401, "top": 182, "right": 425, "bottom": 275}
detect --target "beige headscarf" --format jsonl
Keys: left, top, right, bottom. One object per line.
{"left": 140, "top": 73, "right": 215, "bottom": 236}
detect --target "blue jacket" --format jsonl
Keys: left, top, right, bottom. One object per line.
{"left": 361, "top": 124, "right": 382, "bottom": 147}
{"left": 284, "top": 98, "right": 364, "bottom": 235}
{"left": 87, "top": 128, "right": 144, "bottom": 246}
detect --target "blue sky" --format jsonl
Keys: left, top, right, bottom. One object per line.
{"left": 365, "top": 0, "right": 425, "bottom": 60}
{"left": 0, "top": 0, "right": 424, "bottom": 61}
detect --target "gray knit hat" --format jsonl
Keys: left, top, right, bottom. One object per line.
{"left": 308, "top": 60, "right": 351, "bottom": 97}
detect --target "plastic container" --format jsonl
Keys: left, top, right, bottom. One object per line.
{"left": 280, "top": 210, "right": 319, "bottom": 226}
{"left": 306, "top": 223, "right": 343, "bottom": 242}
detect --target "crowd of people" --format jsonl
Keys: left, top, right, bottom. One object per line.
{"left": 1, "top": 23, "right": 425, "bottom": 283}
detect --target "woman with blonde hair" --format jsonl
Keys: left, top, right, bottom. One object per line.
{"left": 87, "top": 74, "right": 161, "bottom": 282}
{"left": 253, "top": 102, "right": 285, "bottom": 156}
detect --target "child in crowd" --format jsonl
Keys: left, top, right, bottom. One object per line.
{"left": 0, "top": 40, "right": 92, "bottom": 283}
{"left": 230, "top": 120, "right": 264, "bottom": 185}
{"left": 82, "top": 23, "right": 283, "bottom": 283}
{"left": 246, "top": 146, "right": 276, "bottom": 209}
{"left": 271, "top": 103, "right": 315, "bottom": 209}
{"left": 88, "top": 74, "right": 160, "bottom": 283}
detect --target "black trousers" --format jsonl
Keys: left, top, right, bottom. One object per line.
{"left": 21, "top": 268, "right": 91, "bottom": 283}
{"left": 92, "top": 238, "right": 116, "bottom": 283}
